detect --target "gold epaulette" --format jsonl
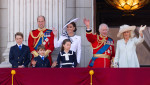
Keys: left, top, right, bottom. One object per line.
{"left": 30, "top": 31, "right": 39, "bottom": 39}
{"left": 30, "top": 30, "right": 44, "bottom": 39}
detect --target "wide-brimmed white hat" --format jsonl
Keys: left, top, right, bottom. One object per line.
{"left": 117, "top": 24, "right": 136, "bottom": 38}
{"left": 63, "top": 18, "right": 79, "bottom": 30}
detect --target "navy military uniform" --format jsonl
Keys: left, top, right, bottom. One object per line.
{"left": 57, "top": 50, "right": 77, "bottom": 68}
{"left": 33, "top": 56, "right": 51, "bottom": 68}
{"left": 9, "top": 44, "right": 30, "bottom": 68}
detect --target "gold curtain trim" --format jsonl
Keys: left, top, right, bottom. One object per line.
{"left": 89, "top": 70, "right": 94, "bottom": 85}
{"left": 11, "top": 70, "right": 16, "bottom": 85}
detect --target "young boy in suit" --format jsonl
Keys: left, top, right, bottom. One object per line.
{"left": 31, "top": 45, "right": 51, "bottom": 68}
{"left": 9, "top": 32, "right": 30, "bottom": 68}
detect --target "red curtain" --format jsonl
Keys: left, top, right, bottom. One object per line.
{"left": 0, "top": 68, "right": 150, "bottom": 85}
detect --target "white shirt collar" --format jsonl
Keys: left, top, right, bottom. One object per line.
{"left": 39, "top": 55, "right": 45, "bottom": 58}
{"left": 17, "top": 44, "right": 23, "bottom": 47}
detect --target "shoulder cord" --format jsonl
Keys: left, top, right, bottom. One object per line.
{"left": 92, "top": 35, "right": 106, "bottom": 50}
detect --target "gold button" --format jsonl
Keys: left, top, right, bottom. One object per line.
{"left": 18, "top": 62, "right": 20, "bottom": 63}
{"left": 23, "top": 61, "right": 24, "bottom": 63}
{"left": 18, "top": 57, "right": 19, "bottom": 59}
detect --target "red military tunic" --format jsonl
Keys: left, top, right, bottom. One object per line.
{"left": 86, "top": 30, "right": 115, "bottom": 68}
{"left": 28, "top": 28, "right": 54, "bottom": 65}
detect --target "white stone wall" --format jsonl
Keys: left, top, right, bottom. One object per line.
{"left": 0, "top": 0, "right": 8, "bottom": 62}
{"left": 75, "top": 0, "right": 93, "bottom": 67}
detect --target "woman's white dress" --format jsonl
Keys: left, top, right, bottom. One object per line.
{"left": 54, "top": 35, "right": 81, "bottom": 63}
{"left": 114, "top": 36, "right": 144, "bottom": 68}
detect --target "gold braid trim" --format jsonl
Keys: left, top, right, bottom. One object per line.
{"left": 30, "top": 31, "right": 41, "bottom": 39}
{"left": 92, "top": 35, "right": 107, "bottom": 50}
{"left": 34, "top": 36, "right": 42, "bottom": 48}
{"left": 30, "top": 28, "right": 46, "bottom": 38}
{"left": 93, "top": 54, "right": 110, "bottom": 60}
{"left": 38, "top": 28, "right": 46, "bottom": 32}
{"left": 30, "top": 28, "right": 45, "bottom": 48}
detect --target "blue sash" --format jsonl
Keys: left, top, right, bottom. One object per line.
{"left": 34, "top": 30, "right": 52, "bottom": 50}
{"left": 89, "top": 38, "right": 113, "bottom": 67}
{"left": 96, "top": 38, "right": 112, "bottom": 54}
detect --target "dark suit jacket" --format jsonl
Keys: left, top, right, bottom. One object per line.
{"left": 33, "top": 56, "right": 51, "bottom": 68}
{"left": 9, "top": 44, "right": 30, "bottom": 68}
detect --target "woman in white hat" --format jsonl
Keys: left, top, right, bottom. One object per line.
{"left": 114, "top": 24, "right": 146, "bottom": 68}
{"left": 53, "top": 18, "right": 81, "bottom": 64}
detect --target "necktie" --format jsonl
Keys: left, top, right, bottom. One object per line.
{"left": 19, "top": 45, "right": 22, "bottom": 50}
{"left": 42, "top": 56, "right": 44, "bottom": 60}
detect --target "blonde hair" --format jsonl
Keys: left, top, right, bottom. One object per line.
{"left": 120, "top": 30, "right": 135, "bottom": 39}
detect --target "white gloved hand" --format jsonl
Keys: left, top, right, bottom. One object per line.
{"left": 52, "top": 27, "right": 58, "bottom": 37}
{"left": 45, "top": 50, "right": 51, "bottom": 57}
{"left": 139, "top": 25, "right": 146, "bottom": 34}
